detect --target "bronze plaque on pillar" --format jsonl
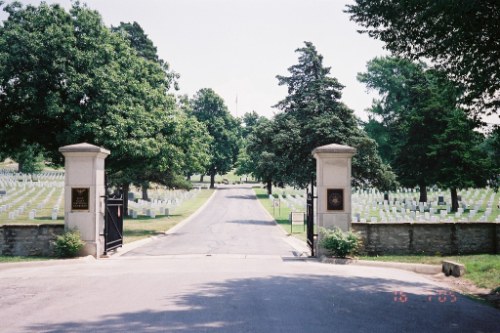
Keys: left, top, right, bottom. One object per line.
{"left": 71, "top": 188, "right": 90, "bottom": 211}
{"left": 326, "top": 188, "right": 344, "bottom": 211}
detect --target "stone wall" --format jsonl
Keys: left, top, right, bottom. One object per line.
{"left": 352, "top": 222, "right": 499, "bottom": 255}
{"left": 0, "top": 224, "right": 65, "bottom": 256}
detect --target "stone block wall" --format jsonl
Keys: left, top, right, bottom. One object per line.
{"left": 352, "top": 223, "right": 499, "bottom": 256}
{"left": 0, "top": 224, "right": 65, "bottom": 256}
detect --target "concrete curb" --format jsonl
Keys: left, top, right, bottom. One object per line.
{"left": 320, "top": 255, "right": 442, "bottom": 275}
{"left": 109, "top": 189, "right": 218, "bottom": 258}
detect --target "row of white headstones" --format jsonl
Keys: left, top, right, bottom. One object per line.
{"left": 267, "top": 187, "right": 499, "bottom": 223}
{"left": 127, "top": 187, "right": 205, "bottom": 218}
{"left": 0, "top": 172, "right": 65, "bottom": 220}
{"left": 0, "top": 171, "right": 206, "bottom": 221}
{"left": 352, "top": 188, "right": 499, "bottom": 223}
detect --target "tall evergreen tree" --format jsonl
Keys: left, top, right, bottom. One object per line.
{"left": 273, "top": 42, "right": 391, "bottom": 189}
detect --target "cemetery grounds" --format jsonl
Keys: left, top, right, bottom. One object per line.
{"left": 255, "top": 185, "right": 500, "bottom": 301}
{"left": 0, "top": 168, "right": 498, "bottom": 300}
{"left": 0, "top": 168, "right": 214, "bottom": 247}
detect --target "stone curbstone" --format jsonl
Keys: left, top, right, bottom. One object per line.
{"left": 320, "top": 255, "right": 442, "bottom": 275}
{"left": 442, "top": 260, "right": 466, "bottom": 277}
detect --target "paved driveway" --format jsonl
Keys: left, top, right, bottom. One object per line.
{"left": 0, "top": 185, "right": 498, "bottom": 333}
{"left": 124, "top": 185, "right": 299, "bottom": 257}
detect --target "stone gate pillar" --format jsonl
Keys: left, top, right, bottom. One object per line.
{"left": 313, "top": 143, "right": 356, "bottom": 256}
{"left": 59, "top": 143, "right": 110, "bottom": 258}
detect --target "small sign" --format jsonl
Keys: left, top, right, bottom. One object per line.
{"left": 327, "top": 188, "right": 344, "bottom": 211}
{"left": 71, "top": 188, "right": 90, "bottom": 211}
{"left": 290, "top": 212, "right": 305, "bottom": 225}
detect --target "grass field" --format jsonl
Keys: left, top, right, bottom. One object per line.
{"left": 254, "top": 187, "right": 307, "bottom": 241}
{"left": 0, "top": 255, "right": 53, "bottom": 263}
{"left": 123, "top": 189, "right": 214, "bottom": 243}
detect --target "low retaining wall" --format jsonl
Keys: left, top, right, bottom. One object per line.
{"left": 352, "top": 222, "right": 500, "bottom": 255}
{"left": 0, "top": 224, "right": 65, "bottom": 256}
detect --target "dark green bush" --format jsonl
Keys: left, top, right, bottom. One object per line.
{"left": 54, "top": 230, "right": 85, "bottom": 258}
{"left": 319, "top": 227, "right": 359, "bottom": 258}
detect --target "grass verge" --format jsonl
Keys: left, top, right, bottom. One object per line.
{"left": 123, "top": 189, "right": 214, "bottom": 243}
{"left": 0, "top": 255, "right": 53, "bottom": 263}
{"left": 253, "top": 188, "right": 307, "bottom": 241}
{"left": 360, "top": 254, "right": 500, "bottom": 291}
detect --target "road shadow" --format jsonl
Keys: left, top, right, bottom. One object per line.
{"left": 226, "top": 219, "right": 276, "bottom": 226}
{"left": 225, "top": 195, "right": 257, "bottom": 200}
{"left": 25, "top": 274, "right": 499, "bottom": 333}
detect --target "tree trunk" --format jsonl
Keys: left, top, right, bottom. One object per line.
{"left": 123, "top": 183, "right": 130, "bottom": 217}
{"left": 186, "top": 174, "right": 191, "bottom": 181}
{"left": 142, "top": 183, "right": 149, "bottom": 201}
{"left": 200, "top": 174, "right": 204, "bottom": 182}
{"left": 419, "top": 183, "right": 427, "bottom": 203}
{"left": 266, "top": 180, "right": 272, "bottom": 195}
{"left": 210, "top": 172, "right": 216, "bottom": 189}
{"left": 450, "top": 187, "right": 459, "bottom": 212}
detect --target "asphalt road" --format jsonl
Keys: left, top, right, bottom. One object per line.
{"left": 0, "top": 185, "right": 498, "bottom": 333}
{"left": 124, "top": 185, "right": 299, "bottom": 257}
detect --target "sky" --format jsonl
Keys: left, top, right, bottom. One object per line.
{"left": 3, "top": 0, "right": 388, "bottom": 120}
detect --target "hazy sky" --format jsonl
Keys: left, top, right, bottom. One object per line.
{"left": 4, "top": 0, "right": 388, "bottom": 120}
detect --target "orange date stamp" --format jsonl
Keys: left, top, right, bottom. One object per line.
{"left": 393, "top": 290, "right": 458, "bottom": 303}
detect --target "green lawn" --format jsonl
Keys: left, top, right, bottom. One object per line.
{"left": 123, "top": 189, "right": 214, "bottom": 243}
{"left": 360, "top": 254, "right": 500, "bottom": 291}
{"left": 253, "top": 188, "right": 307, "bottom": 241}
{"left": 0, "top": 255, "right": 53, "bottom": 263}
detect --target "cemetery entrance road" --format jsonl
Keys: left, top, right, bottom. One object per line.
{"left": 124, "top": 185, "right": 299, "bottom": 257}
{"left": 1, "top": 185, "right": 498, "bottom": 332}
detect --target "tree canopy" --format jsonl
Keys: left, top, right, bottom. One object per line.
{"left": 358, "top": 56, "right": 489, "bottom": 209}
{"left": 0, "top": 2, "right": 207, "bottom": 192}
{"left": 347, "top": 0, "right": 500, "bottom": 115}
{"left": 240, "top": 42, "right": 392, "bottom": 192}
{"left": 190, "top": 88, "right": 240, "bottom": 188}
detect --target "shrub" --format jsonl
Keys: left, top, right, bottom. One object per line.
{"left": 319, "top": 227, "right": 360, "bottom": 258}
{"left": 54, "top": 229, "right": 85, "bottom": 258}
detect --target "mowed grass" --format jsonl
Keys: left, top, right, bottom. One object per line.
{"left": 253, "top": 187, "right": 307, "bottom": 241}
{"left": 123, "top": 189, "right": 214, "bottom": 243}
{"left": 360, "top": 254, "right": 500, "bottom": 291}
{"left": 0, "top": 255, "right": 53, "bottom": 263}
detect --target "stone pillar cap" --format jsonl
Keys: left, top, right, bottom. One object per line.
{"left": 312, "top": 143, "right": 356, "bottom": 155}
{"left": 59, "top": 142, "right": 110, "bottom": 156}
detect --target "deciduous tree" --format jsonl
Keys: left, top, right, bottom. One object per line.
{"left": 347, "top": 0, "right": 500, "bottom": 115}
{"left": 359, "top": 56, "right": 489, "bottom": 209}
{"left": 190, "top": 88, "right": 240, "bottom": 188}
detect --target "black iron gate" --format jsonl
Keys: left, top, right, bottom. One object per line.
{"left": 306, "top": 181, "right": 316, "bottom": 256}
{"left": 104, "top": 186, "right": 124, "bottom": 254}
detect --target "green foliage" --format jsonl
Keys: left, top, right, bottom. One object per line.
{"left": 0, "top": 2, "right": 203, "bottom": 193}
{"left": 358, "top": 56, "right": 490, "bottom": 206}
{"left": 347, "top": 0, "right": 500, "bottom": 114}
{"left": 271, "top": 42, "right": 393, "bottom": 189}
{"left": 319, "top": 227, "right": 359, "bottom": 258}
{"left": 481, "top": 126, "right": 500, "bottom": 192}
{"left": 54, "top": 229, "right": 85, "bottom": 258}
{"left": 13, "top": 143, "right": 45, "bottom": 174}
{"left": 190, "top": 88, "right": 240, "bottom": 188}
